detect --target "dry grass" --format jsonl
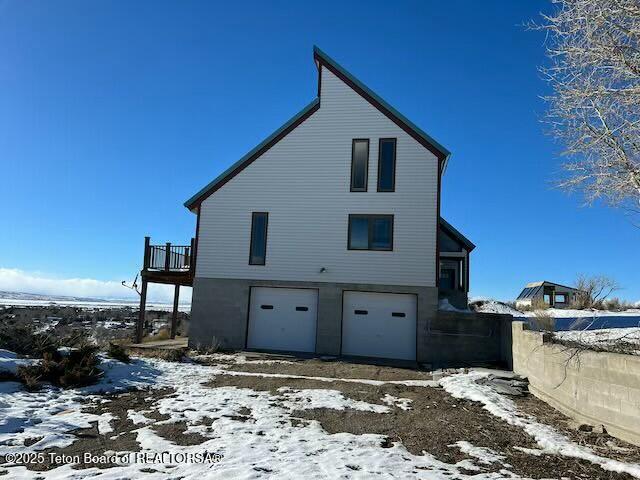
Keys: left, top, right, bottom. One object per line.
{"left": 16, "top": 344, "right": 102, "bottom": 390}
{"left": 106, "top": 342, "right": 130, "bottom": 363}
{"left": 530, "top": 309, "right": 555, "bottom": 331}
{"left": 142, "top": 328, "right": 171, "bottom": 343}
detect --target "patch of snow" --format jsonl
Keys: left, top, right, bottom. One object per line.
{"left": 513, "top": 446, "right": 545, "bottom": 456}
{"left": 523, "top": 308, "right": 640, "bottom": 318}
{"left": 449, "top": 441, "right": 506, "bottom": 465}
{"left": 210, "top": 367, "right": 439, "bottom": 388}
{"left": 0, "top": 384, "right": 118, "bottom": 451}
{"left": 192, "top": 352, "right": 296, "bottom": 365}
{"left": 381, "top": 394, "right": 412, "bottom": 411}
{"left": 473, "top": 300, "right": 524, "bottom": 317}
{"left": 438, "top": 298, "right": 470, "bottom": 313}
{"left": 97, "top": 413, "right": 115, "bottom": 435}
{"left": 0, "top": 349, "right": 37, "bottom": 375}
{"left": 127, "top": 409, "right": 155, "bottom": 425}
{"left": 554, "top": 327, "right": 640, "bottom": 355}
{"left": 440, "top": 371, "right": 640, "bottom": 478}
{"left": 278, "top": 387, "right": 389, "bottom": 413}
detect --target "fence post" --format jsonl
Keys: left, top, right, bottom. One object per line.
{"left": 171, "top": 285, "right": 180, "bottom": 339}
{"left": 143, "top": 236, "right": 151, "bottom": 270}
{"left": 165, "top": 242, "right": 171, "bottom": 271}
{"left": 135, "top": 279, "right": 148, "bottom": 343}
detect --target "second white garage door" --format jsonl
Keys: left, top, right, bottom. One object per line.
{"left": 342, "top": 291, "right": 417, "bottom": 360}
{"left": 247, "top": 287, "right": 318, "bottom": 353}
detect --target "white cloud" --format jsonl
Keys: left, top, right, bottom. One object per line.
{"left": 0, "top": 268, "right": 191, "bottom": 304}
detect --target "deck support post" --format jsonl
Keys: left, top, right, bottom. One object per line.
{"left": 170, "top": 284, "right": 180, "bottom": 339}
{"left": 136, "top": 279, "right": 148, "bottom": 343}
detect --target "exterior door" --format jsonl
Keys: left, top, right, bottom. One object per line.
{"left": 247, "top": 287, "right": 318, "bottom": 353}
{"left": 342, "top": 291, "right": 417, "bottom": 360}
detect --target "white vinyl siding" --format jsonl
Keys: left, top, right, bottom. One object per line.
{"left": 196, "top": 66, "right": 438, "bottom": 287}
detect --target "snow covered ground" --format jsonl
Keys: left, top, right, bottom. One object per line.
{"left": 0, "top": 350, "right": 37, "bottom": 375}
{"left": 472, "top": 300, "right": 640, "bottom": 319}
{"left": 554, "top": 327, "right": 640, "bottom": 355}
{"left": 0, "top": 354, "right": 639, "bottom": 479}
{"left": 0, "top": 297, "right": 191, "bottom": 312}
{"left": 528, "top": 308, "right": 640, "bottom": 319}
{"left": 471, "top": 300, "right": 525, "bottom": 317}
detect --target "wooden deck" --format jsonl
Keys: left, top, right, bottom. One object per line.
{"left": 128, "top": 337, "right": 189, "bottom": 357}
{"left": 128, "top": 337, "right": 188, "bottom": 350}
{"left": 135, "top": 236, "right": 196, "bottom": 343}
{"left": 141, "top": 269, "right": 193, "bottom": 286}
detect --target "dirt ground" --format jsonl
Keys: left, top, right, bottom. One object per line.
{"left": 206, "top": 368, "right": 640, "bottom": 480}
{"left": 217, "top": 356, "right": 434, "bottom": 381}
{"left": 3, "top": 354, "right": 640, "bottom": 479}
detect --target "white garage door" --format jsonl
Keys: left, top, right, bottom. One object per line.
{"left": 247, "top": 287, "right": 318, "bottom": 353}
{"left": 342, "top": 291, "right": 417, "bottom": 360}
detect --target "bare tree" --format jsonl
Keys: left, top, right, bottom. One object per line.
{"left": 572, "top": 274, "right": 620, "bottom": 309}
{"left": 536, "top": 0, "right": 640, "bottom": 215}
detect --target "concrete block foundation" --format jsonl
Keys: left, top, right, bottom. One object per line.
{"left": 189, "top": 277, "right": 512, "bottom": 368}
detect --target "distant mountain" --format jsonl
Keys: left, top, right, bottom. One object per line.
{"left": 0, "top": 291, "right": 127, "bottom": 303}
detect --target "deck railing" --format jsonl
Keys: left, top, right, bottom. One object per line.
{"left": 143, "top": 237, "right": 196, "bottom": 274}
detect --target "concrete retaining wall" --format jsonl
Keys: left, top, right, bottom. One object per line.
{"left": 512, "top": 321, "right": 640, "bottom": 446}
{"left": 428, "top": 311, "right": 513, "bottom": 369}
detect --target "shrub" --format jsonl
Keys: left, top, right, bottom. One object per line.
{"left": 143, "top": 328, "right": 170, "bottom": 343}
{"left": 16, "top": 368, "right": 41, "bottom": 392}
{"left": 531, "top": 298, "right": 549, "bottom": 310}
{"left": 16, "top": 344, "right": 102, "bottom": 389}
{"left": 106, "top": 342, "right": 130, "bottom": 363}
{"left": 0, "top": 324, "right": 58, "bottom": 358}
{"left": 194, "top": 336, "right": 224, "bottom": 354}
{"left": 158, "top": 349, "right": 185, "bottom": 362}
{"left": 601, "top": 297, "right": 631, "bottom": 312}
{"left": 531, "top": 310, "right": 555, "bottom": 331}
{"left": 572, "top": 274, "right": 619, "bottom": 309}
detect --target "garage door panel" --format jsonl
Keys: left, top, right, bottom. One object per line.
{"left": 342, "top": 291, "right": 416, "bottom": 360}
{"left": 247, "top": 287, "right": 317, "bottom": 353}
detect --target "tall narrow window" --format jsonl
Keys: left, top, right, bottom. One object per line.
{"left": 377, "top": 138, "right": 396, "bottom": 192}
{"left": 350, "top": 139, "right": 369, "bottom": 192}
{"left": 249, "top": 212, "right": 268, "bottom": 265}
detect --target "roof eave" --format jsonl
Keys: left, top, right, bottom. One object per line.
{"left": 439, "top": 217, "right": 475, "bottom": 252}
{"left": 313, "top": 46, "right": 451, "bottom": 171}
{"left": 183, "top": 98, "right": 321, "bottom": 210}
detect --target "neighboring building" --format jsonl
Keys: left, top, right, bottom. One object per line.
{"left": 438, "top": 218, "right": 475, "bottom": 309}
{"left": 515, "top": 281, "right": 581, "bottom": 309}
{"left": 141, "top": 47, "right": 479, "bottom": 363}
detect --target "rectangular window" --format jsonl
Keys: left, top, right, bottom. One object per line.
{"left": 377, "top": 138, "right": 396, "bottom": 192}
{"left": 555, "top": 293, "right": 567, "bottom": 303}
{"left": 348, "top": 214, "right": 393, "bottom": 251}
{"left": 350, "top": 139, "right": 369, "bottom": 192}
{"left": 249, "top": 212, "right": 268, "bottom": 265}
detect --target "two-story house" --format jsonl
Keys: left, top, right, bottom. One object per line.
{"left": 176, "top": 47, "right": 474, "bottom": 362}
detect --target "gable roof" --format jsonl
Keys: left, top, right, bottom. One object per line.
{"left": 184, "top": 99, "right": 320, "bottom": 210}
{"left": 439, "top": 217, "right": 475, "bottom": 252}
{"left": 313, "top": 46, "right": 450, "bottom": 170}
{"left": 517, "top": 281, "right": 582, "bottom": 300}
{"left": 185, "top": 46, "right": 451, "bottom": 211}
{"left": 526, "top": 280, "right": 580, "bottom": 292}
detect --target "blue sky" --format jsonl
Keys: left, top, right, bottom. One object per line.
{"left": 0, "top": 0, "right": 638, "bottom": 302}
